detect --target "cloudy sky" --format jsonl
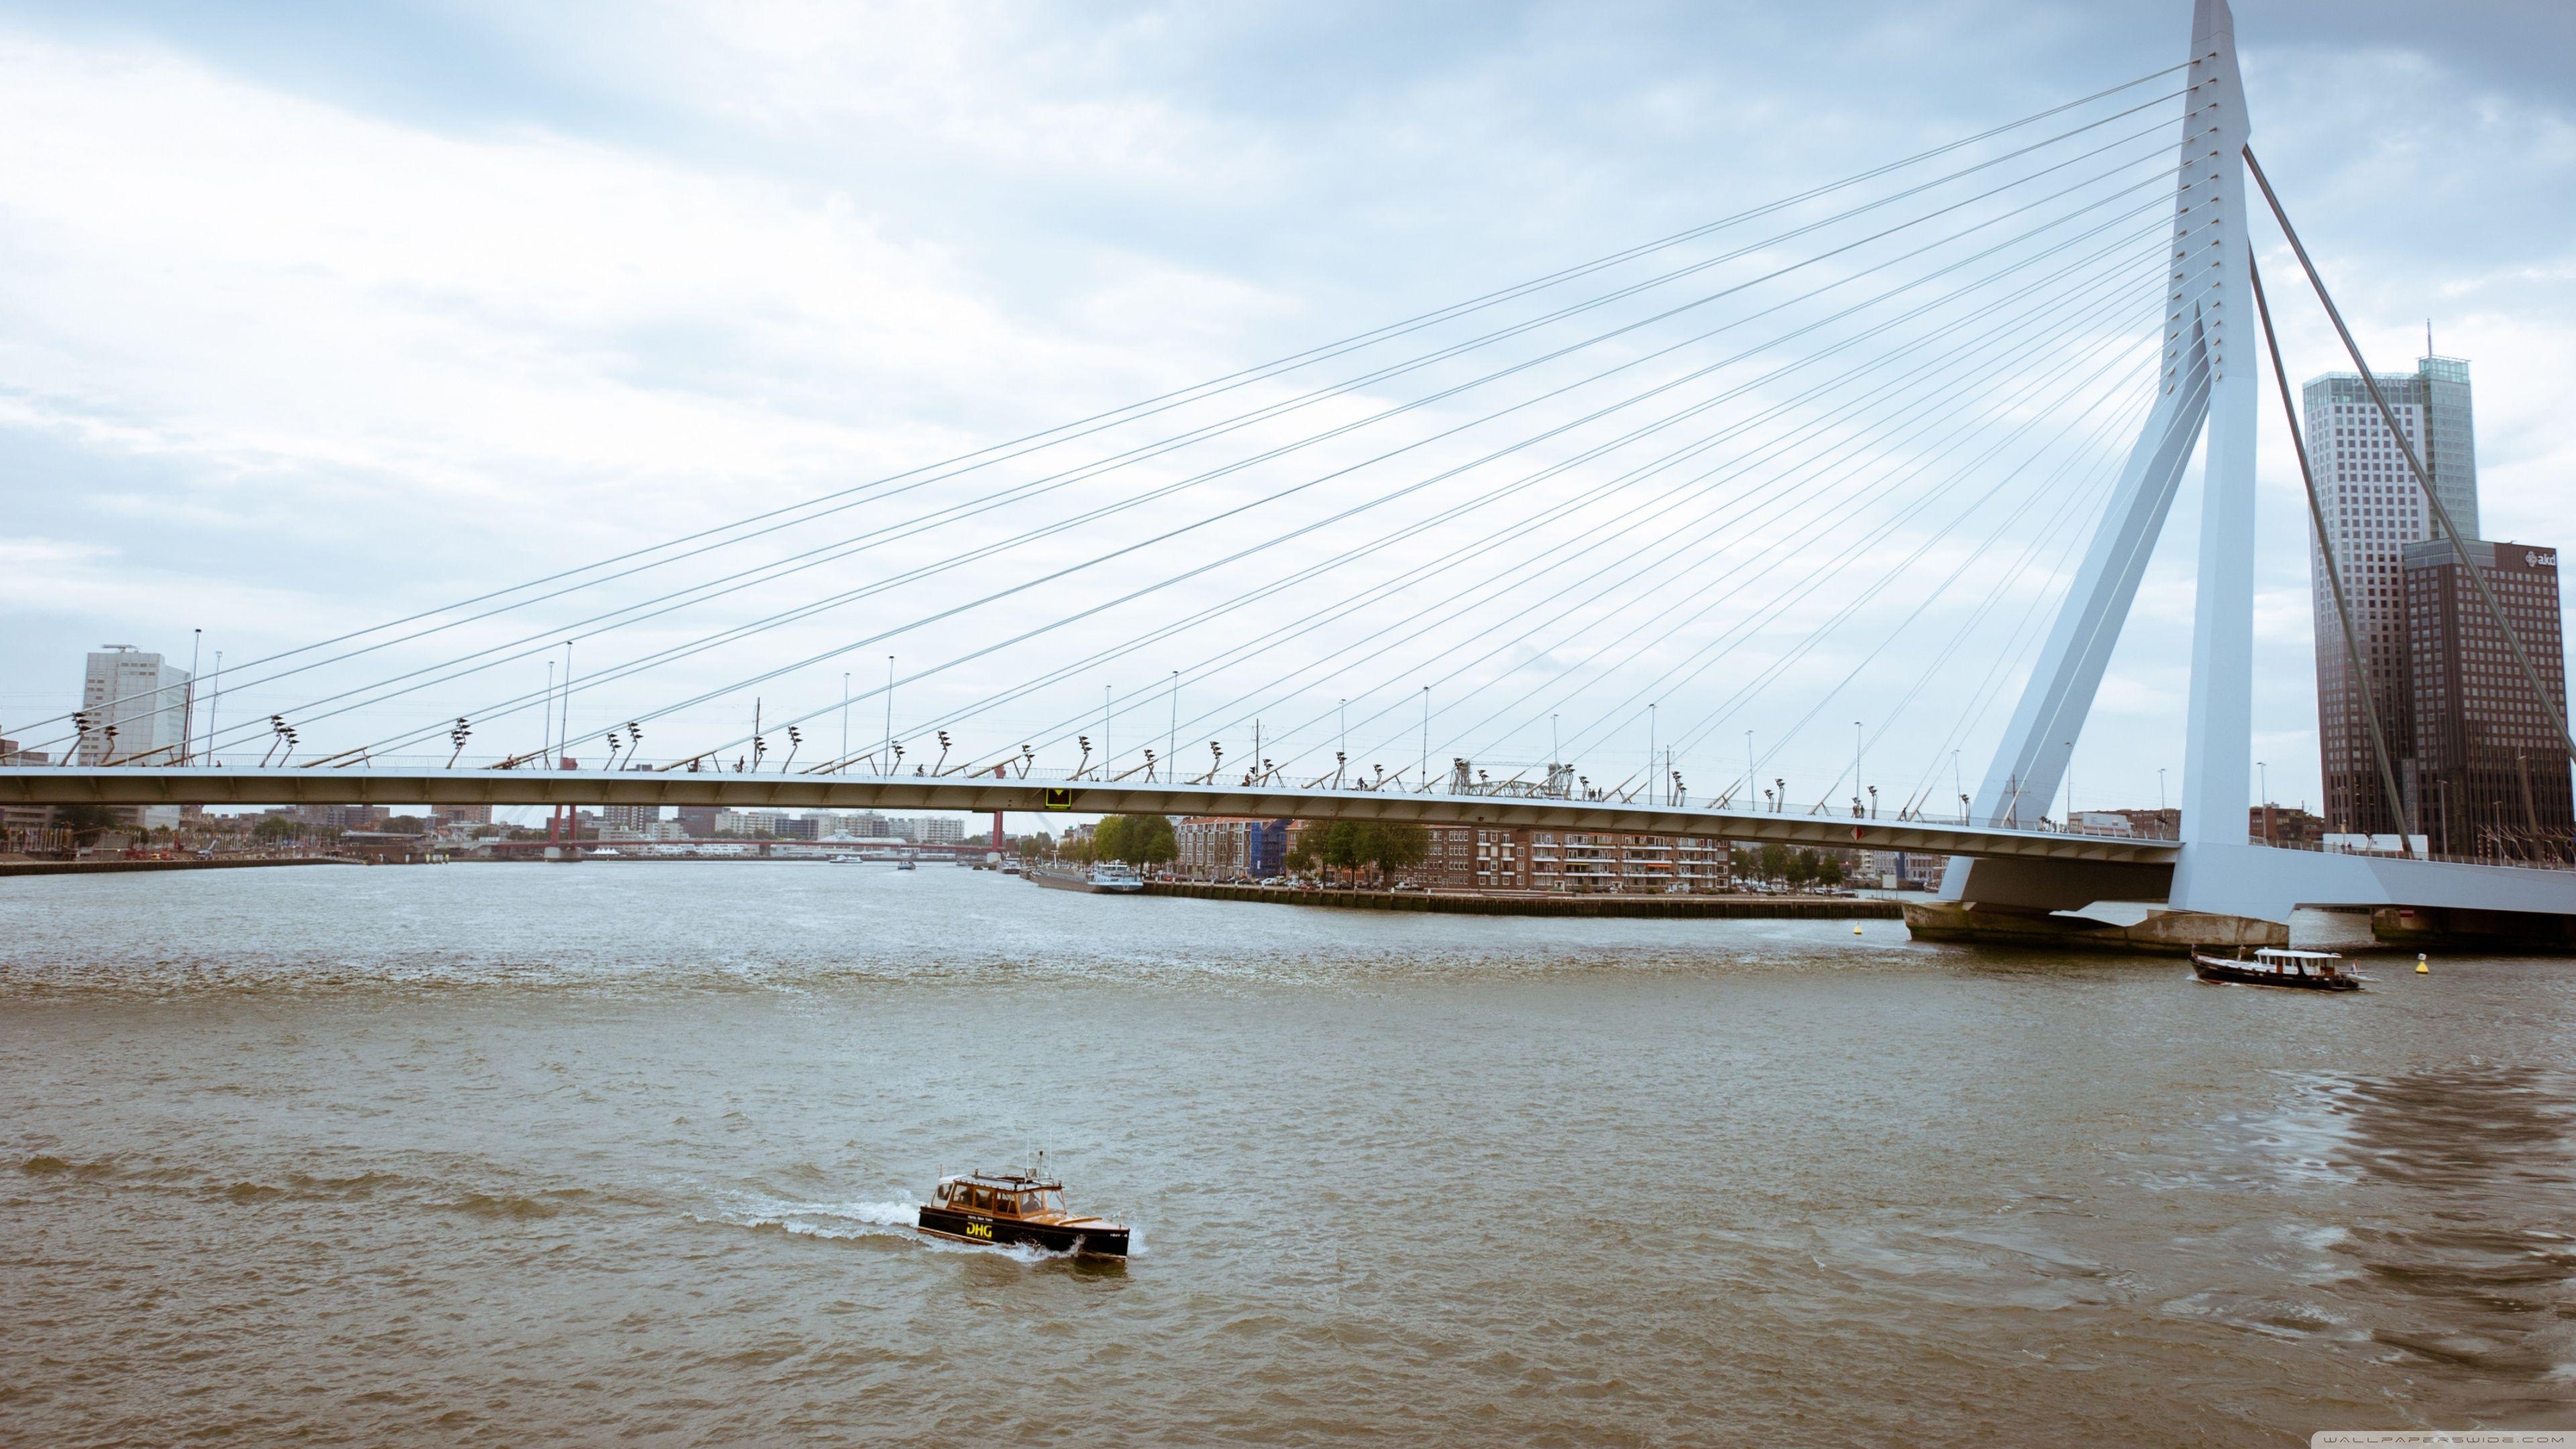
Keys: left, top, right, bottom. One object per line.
{"left": 1, "top": 0, "right": 2571, "bottom": 821}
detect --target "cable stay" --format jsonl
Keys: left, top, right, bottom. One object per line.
{"left": 15, "top": 70, "right": 2194, "bottom": 748}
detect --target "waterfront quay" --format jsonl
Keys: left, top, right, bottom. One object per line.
{"left": 0, "top": 855, "right": 356, "bottom": 878}
{"left": 1144, "top": 880, "right": 1900, "bottom": 918}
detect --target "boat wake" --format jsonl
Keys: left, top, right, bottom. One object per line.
{"left": 708, "top": 1194, "right": 916, "bottom": 1240}
{"left": 707, "top": 1193, "right": 1095, "bottom": 1263}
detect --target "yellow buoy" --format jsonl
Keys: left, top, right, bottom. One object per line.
{"left": 2416, "top": 953, "right": 2430, "bottom": 975}
{"left": 1854, "top": 924, "right": 1864, "bottom": 935}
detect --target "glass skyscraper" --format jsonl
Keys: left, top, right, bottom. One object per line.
{"left": 2302, "top": 355, "right": 2473, "bottom": 835}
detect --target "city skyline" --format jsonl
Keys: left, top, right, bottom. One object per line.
{"left": 2299, "top": 347, "right": 2573, "bottom": 854}
{"left": 2, "top": 2, "right": 2573, "bottom": 820}
{"left": 11, "top": 12, "right": 2576, "bottom": 1444}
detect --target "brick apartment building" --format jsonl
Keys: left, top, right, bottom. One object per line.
{"left": 1175, "top": 816, "right": 1291, "bottom": 879}
{"left": 1440, "top": 826, "right": 1731, "bottom": 894}
{"left": 1185, "top": 818, "right": 1732, "bottom": 893}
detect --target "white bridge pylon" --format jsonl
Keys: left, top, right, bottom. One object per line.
{"left": 1943, "top": 0, "right": 2575, "bottom": 926}
{"left": 1939, "top": 0, "right": 2247, "bottom": 909}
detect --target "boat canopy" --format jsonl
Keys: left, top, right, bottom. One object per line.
{"left": 945, "top": 1170, "right": 1065, "bottom": 1192}
{"left": 2253, "top": 948, "right": 2342, "bottom": 961}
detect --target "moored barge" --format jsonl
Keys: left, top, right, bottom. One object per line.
{"left": 1025, "top": 861, "right": 1145, "bottom": 894}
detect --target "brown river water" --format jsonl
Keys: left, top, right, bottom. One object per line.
{"left": 3, "top": 862, "right": 2573, "bottom": 1446}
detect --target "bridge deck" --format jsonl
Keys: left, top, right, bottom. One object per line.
{"left": 2, "top": 767, "right": 2174, "bottom": 866}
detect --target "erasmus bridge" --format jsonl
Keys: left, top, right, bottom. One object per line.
{"left": 8, "top": 0, "right": 2572, "bottom": 947}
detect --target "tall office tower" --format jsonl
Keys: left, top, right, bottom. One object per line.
{"left": 76, "top": 647, "right": 193, "bottom": 766}
{"left": 2403, "top": 540, "right": 2571, "bottom": 859}
{"left": 2304, "top": 354, "right": 2477, "bottom": 833}
{"left": 598, "top": 804, "right": 660, "bottom": 830}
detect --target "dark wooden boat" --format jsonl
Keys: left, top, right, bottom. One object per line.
{"left": 916, "top": 1169, "right": 1128, "bottom": 1257}
{"left": 2190, "top": 946, "right": 2365, "bottom": 991}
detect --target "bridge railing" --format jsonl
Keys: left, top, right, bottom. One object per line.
{"left": 28, "top": 751, "right": 2023, "bottom": 822}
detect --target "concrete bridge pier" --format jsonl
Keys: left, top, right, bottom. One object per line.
{"left": 1900, "top": 900, "right": 2285, "bottom": 953}
{"left": 2369, "top": 905, "right": 2576, "bottom": 953}
{"left": 1911, "top": 843, "right": 2576, "bottom": 953}
{"left": 1902, "top": 851, "right": 2286, "bottom": 952}
{"left": 1900, "top": 899, "right": 2284, "bottom": 953}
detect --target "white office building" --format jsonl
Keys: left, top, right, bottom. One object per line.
{"left": 78, "top": 647, "right": 193, "bottom": 766}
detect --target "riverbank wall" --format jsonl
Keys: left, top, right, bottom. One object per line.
{"left": 0, "top": 856, "right": 356, "bottom": 878}
{"left": 1143, "top": 882, "right": 1901, "bottom": 918}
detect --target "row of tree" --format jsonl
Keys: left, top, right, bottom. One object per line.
{"left": 1033, "top": 815, "right": 1431, "bottom": 885}
{"left": 1730, "top": 843, "right": 1847, "bottom": 887}
{"left": 1285, "top": 819, "right": 1428, "bottom": 885}
{"left": 1031, "top": 816, "right": 1851, "bottom": 890}
{"left": 1062, "top": 814, "right": 1178, "bottom": 866}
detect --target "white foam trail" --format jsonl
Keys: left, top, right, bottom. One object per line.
{"left": 708, "top": 1195, "right": 922, "bottom": 1241}
{"left": 827, "top": 1199, "right": 921, "bottom": 1227}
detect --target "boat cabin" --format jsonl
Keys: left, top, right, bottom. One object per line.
{"left": 934, "top": 1172, "right": 1070, "bottom": 1220}
{"left": 2246, "top": 948, "right": 2346, "bottom": 979}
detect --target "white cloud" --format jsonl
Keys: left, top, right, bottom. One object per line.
{"left": 0, "top": 28, "right": 1224, "bottom": 528}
